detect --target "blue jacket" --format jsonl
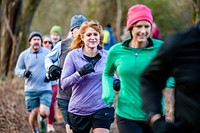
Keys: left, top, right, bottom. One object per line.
{"left": 15, "top": 47, "right": 51, "bottom": 92}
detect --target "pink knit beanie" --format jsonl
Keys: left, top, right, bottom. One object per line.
{"left": 127, "top": 4, "right": 153, "bottom": 29}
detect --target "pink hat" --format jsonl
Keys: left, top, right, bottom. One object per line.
{"left": 127, "top": 4, "right": 153, "bottom": 29}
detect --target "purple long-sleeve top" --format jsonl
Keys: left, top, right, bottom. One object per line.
{"left": 61, "top": 47, "right": 109, "bottom": 115}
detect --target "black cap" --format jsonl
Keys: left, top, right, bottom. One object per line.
{"left": 28, "top": 30, "right": 42, "bottom": 42}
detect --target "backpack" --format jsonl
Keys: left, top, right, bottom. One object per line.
{"left": 103, "top": 30, "right": 110, "bottom": 44}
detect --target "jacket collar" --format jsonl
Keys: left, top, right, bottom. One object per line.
{"left": 29, "top": 46, "right": 42, "bottom": 53}
{"left": 122, "top": 38, "right": 153, "bottom": 48}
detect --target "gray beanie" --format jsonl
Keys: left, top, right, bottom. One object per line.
{"left": 70, "top": 15, "right": 88, "bottom": 31}
{"left": 28, "top": 30, "right": 42, "bottom": 42}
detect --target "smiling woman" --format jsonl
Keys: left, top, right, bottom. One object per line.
{"left": 60, "top": 21, "right": 114, "bottom": 133}
{"left": 82, "top": 27, "right": 100, "bottom": 51}
{"left": 70, "top": 21, "right": 104, "bottom": 50}
{"left": 101, "top": 4, "right": 174, "bottom": 133}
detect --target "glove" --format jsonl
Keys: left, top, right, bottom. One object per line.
{"left": 151, "top": 117, "right": 177, "bottom": 133}
{"left": 78, "top": 62, "right": 95, "bottom": 77}
{"left": 44, "top": 76, "right": 50, "bottom": 82}
{"left": 48, "top": 65, "right": 61, "bottom": 81}
{"left": 113, "top": 79, "right": 120, "bottom": 91}
{"left": 24, "top": 70, "right": 31, "bottom": 78}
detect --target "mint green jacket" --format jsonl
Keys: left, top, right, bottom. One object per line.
{"left": 102, "top": 38, "right": 167, "bottom": 121}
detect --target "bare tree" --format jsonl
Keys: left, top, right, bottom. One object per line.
{"left": 0, "top": 0, "right": 2, "bottom": 45}
{"left": 21, "top": 0, "right": 41, "bottom": 52}
{"left": 0, "top": 0, "right": 22, "bottom": 79}
{"left": 116, "top": 0, "right": 122, "bottom": 42}
{"left": 192, "top": 0, "right": 200, "bottom": 24}
{"left": 0, "top": 0, "right": 41, "bottom": 79}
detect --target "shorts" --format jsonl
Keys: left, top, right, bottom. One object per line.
{"left": 116, "top": 114, "right": 152, "bottom": 133}
{"left": 68, "top": 107, "right": 114, "bottom": 133}
{"left": 25, "top": 90, "right": 52, "bottom": 112}
{"left": 57, "top": 98, "right": 70, "bottom": 125}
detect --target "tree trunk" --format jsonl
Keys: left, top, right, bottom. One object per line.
{"left": 0, "top": 0, "right": 22, "bottom": 79}
{"left": 21, "top": 0, "right": 41, "bottom": 52}
{"left": 0, "top": 0, "right": 2, "bottom": 67}
{"left": 0, "top": 0, "right": 41, "bottom": 79}
{"left": 192, "top": 0, "right": 200, "bottom": 25}
{"left": 116, "top": 0, "right": 122, "bottom": 42}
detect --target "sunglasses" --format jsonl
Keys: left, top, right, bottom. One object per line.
{"left": 44, "top": 41, "right": 52, "bottom": 44}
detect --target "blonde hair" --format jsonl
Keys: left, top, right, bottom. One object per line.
{"left": 70, "top": 21, "right": 104, "bottom": 50}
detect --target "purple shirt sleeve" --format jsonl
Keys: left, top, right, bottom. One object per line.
{"left": 61, "top": 51, "right": 82, "bottom": 90}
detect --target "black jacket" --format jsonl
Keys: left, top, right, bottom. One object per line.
{"left": 141, "top": 23, "right": 200, "bottom": 133}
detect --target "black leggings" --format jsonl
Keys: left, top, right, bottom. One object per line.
{"left": 116, "top": 115, "right": 152, "bottom": 133}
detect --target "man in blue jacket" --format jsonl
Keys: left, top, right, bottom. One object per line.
{"left": 15, "top": 30, "right": 52, "bottom": 133}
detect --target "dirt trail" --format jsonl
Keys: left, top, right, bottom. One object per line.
{"left": 0, "top": 77, "right": 173, "bottom": 133}
{"left": 0, "top": 78, "right": 119, "bottom": 133}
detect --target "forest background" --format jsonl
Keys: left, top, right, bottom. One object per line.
{"left": 0, "top": 0, "right": 200, "bottom": 78}
{"left": 0, "top": 0, "right": 199, "bottom": 132}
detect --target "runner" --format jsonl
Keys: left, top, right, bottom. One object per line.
{"left": 45, "top": 15, "right": 88, "bottom": 133}
{"left": 15, "top": 30, "right": 52, "bottom": 133}
{"left": 61, "top": 21, "right": 114, "bottom": 133}
{"left": 141, "top": 21, "right": 200, "bottom": 133}
{"left": 102, "top": 4, "right": 173, "bottom": 133}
